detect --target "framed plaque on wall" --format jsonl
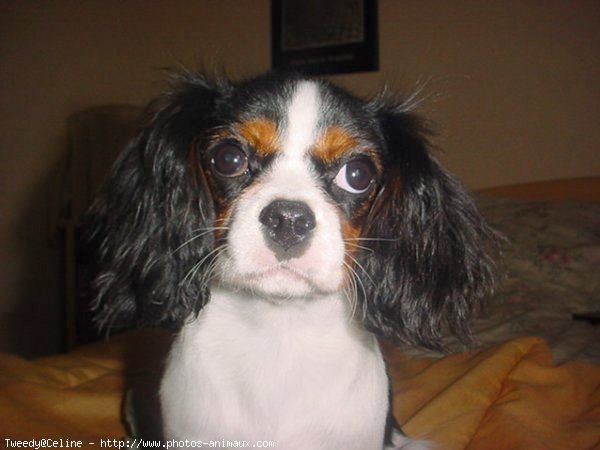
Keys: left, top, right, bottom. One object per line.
{"left": 272, "top": 0, "right": 378, "bottom": 76}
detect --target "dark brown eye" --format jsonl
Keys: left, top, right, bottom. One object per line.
{"left": 210, "top": 142, "right": 249, "bottom": 178}
{"left": 333, "top": 158, "right": 375, "bottom": 194}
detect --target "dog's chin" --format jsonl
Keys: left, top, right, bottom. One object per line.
{"left": 219, "top": 265, "right": 344, "bottom": 300}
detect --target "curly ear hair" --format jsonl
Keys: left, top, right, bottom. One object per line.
{"left": 85, "top": 73, "right": 229, "bottom": 331}
{"left": 356, "top": 105, "right": 496, "bottom": 349}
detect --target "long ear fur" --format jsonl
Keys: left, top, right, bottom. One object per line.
{"left": 357, "top": 105, "right": 496, "bottom": 349}
{"left": 85, "top": 72, "right": 229, "bottom": 331}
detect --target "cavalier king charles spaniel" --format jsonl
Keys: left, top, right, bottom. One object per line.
{"left": 87, "top": 71, "right": 495, "bottom": 449}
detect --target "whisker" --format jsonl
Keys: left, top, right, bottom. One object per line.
{"left": 343, "top": 240, "right": 375, "bottom": 254}
{"left": 344, "top": 237, "right": 399, "bottom": 243}
{"left": 194, "top": 249, "right": 229, "bottom": 290}
{"left": 345, "top": 252, "right": 376, "bottom": 290}
{"left": 182, "top": 245, "right": 228, "bottom": 287}
{"left": 173, "top": 227, "right": 229, "bottom": 253}
{"left": 342, "top": 262, "right": 358, "bottom": 320}
{"left": 188, "top": 226, "right": 229, "bottom": 234}
{"left": 197, "top": 246, "right": 228, "bottom": 288}
{"left": 214, "top": 217, "right": 229, "bottom": 227}
{"left": 342, "top": 259, "right": 367, "bottom": 322}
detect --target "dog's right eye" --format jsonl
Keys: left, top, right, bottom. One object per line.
{"left": 211, "top": 142, "right": 249, "bottom": 178}
{"left": 333, "top": 158, "right": 376, "bottom": 194}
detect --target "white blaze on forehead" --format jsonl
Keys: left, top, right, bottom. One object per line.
{"left": 283, "top": 81, "right": 321, "bottom": 160}
{"left": 219, "top": 79, "right": 346, "bottom": 297}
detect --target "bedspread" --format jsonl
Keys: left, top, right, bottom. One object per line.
{"left": 1, "top": 331, "right": 598, "bottom": 449}
{"left": 399, "top": 198, "right": 600, "bottom": 365}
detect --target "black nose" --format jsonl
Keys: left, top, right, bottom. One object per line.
{"left": 259, "top": 200, "right": 316, "bottom": 260}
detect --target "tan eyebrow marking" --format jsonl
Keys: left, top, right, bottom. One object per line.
{"left": 312, "top": 126, "right": 359, "bottom": 164}
{"left": 236, "top": 119, "right": 280, "bottom": 157}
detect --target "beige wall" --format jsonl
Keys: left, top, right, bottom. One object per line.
{"left": 1, "top": 1, "right": 598, "bottom": 355}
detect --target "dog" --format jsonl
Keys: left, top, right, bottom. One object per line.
{"left": 87, "top": 70, "right": 495, "bottom": 449}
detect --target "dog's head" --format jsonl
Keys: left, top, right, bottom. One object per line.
{"left": 87, "top": 71, "right": 495, "bottom": 348}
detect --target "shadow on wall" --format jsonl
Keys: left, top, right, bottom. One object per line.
{"left": 4, "top": 146, "right": 65, "bottom": 357}
{"left": 3, "top": 105, "right": 143, "bottom": 357}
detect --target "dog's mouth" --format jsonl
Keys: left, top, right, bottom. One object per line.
{"left": 218, "top": 258, "right": 342, "bottom": 299}
{"left": 245, "top": 263, "right": 315, "bottom": 293}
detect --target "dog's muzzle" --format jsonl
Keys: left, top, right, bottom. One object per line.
{"left": 259, "top": 199, "right": 316, "bottom": 261}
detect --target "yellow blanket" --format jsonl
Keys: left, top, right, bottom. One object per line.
{"left": 1, "top": 332, "right": 599, "bottom": 449}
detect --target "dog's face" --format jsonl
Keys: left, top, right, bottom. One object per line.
{"left": 88, "top": 72, "right": 495, "bottom": 348}
{"left": 205, "top": 81, "right": 382, "bottom": 298}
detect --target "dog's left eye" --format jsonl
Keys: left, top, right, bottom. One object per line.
{"left": 333, "top": 159, "right": 375, "bottom": 194}
{"left": 211, "top": 142, "right": 249, "bottom": 178}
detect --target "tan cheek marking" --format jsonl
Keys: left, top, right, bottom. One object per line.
{"left": 312, "top": 126, "right": 358, "bottom": 163}
{"left": 214, "top": 203, "right": 232, "bottom": 242}
{"left": 236, "top": 119, "right": 280, "bottom": 157}
{"left": 338, "top": 186, "right": 383, "bottom": 287}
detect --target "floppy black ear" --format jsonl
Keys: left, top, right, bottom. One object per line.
{"left": 356, "top": 106, "right": 496, "bottom": 349}
{"left": 85, "top": 72, "right": 229, "bottom": 331}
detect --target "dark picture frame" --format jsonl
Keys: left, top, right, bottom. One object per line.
{"left": 271, "top": 0, "right": 378, "bottom": 76}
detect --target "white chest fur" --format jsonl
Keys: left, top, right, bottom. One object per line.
{"left": 160, "top": 288, "right": 390, "bottom": 449}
